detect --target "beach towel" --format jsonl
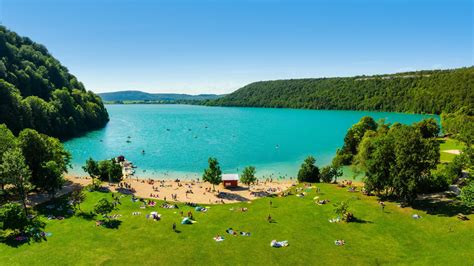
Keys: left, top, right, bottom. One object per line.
{"left": 181, "top": 217, "right": 196, "bottom": 224}
{"left": 271, "top": 240, "right": 288, "bottom": 248}
{"left": 195, "top": 206, "right": 207, "bottom": 212}
{"left": 213, "top": 236, "right": 225, "bottom": 242}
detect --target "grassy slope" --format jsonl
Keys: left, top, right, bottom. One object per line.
{"left": 1, "top": 184, "right": 472, "bottom": 265}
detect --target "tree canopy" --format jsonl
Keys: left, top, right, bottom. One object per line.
{"left": 0, "top": 26, "right": 109, "bottom": 139}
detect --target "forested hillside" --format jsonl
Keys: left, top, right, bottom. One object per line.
{"left": 0, "top": 26, "right": 108, "bottom": 138}
{"left": 209, "top": 67, "right": 473, "bottom": 114}
{"left": 99, "top": 90, "right": 221, "bottom": 102}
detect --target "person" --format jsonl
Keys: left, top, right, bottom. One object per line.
{"left": 269, "top": 200, "right": 273, "bottom": 207}
{"left": 172, "top": 222, "right": 176, "bottom": 232}
{"left": 380, "top": 201, "right": 385, "bottom": 212}
{"left": 267, "top": 214, "right": 272, "bottom": 223}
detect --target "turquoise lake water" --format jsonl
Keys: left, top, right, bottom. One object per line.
{"left": 64, "top": 105, "right": 437, "bottom": 179}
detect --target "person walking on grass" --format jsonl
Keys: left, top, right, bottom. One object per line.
{"left": 267, "top": 214, "right": 272, "bottom": 223}
{"left": 172, "top": 222, "right": 176, "bottom": 232}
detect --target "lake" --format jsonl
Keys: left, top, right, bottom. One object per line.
{"left": 64, "top": 105, "right": 437, "bottom": 179}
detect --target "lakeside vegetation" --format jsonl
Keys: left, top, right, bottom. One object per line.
{"left": 0, "top": 26, "right": 109, "bottom": 139}
{"left": 208, "top": 67, "right": 473, "bottom": 115}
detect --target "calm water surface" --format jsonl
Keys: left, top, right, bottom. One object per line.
{"left": 64, "top": 105, "right": 437, "bottom": 179}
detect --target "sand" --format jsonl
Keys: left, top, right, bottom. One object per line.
{"left": 442, "top": 149, "right": 461, "bottom": 155}
{"left": 66, "top": 176, "right": 294, "bottom": 204}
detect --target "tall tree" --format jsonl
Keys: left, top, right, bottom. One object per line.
{"left": 17, "top": 128, "right": 70, "bottom": 191}
{"left": 202, "top": 157, "right": 222, "bottom": 191}
{"left": 0, "top": 148, "right": 32, "bottom": 217}
{"left": 240, "top": 166, "right": 257, "bottom": 187}
{"left": 82, "top": 157, "right": 100, "bottom": 181}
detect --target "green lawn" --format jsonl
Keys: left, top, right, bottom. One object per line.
{"left": 439, "top": 138, "right": 466, "bottom": 163}
{"left": 1, "top": 183, "right": 473, "bottom": 265}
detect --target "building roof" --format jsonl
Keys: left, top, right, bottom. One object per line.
{"left": 222, "top": 174, "right": 239, "bottom": 181}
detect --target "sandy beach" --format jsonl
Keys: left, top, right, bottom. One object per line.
{"left": 66, "top": 176, "right": 294, "bottom": 204}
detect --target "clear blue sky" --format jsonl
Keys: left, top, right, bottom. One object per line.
{"left": 1, "top": 0, "right": 472, "bottom": 94}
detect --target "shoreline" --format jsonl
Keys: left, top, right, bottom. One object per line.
{"left": 66, "top": 175, "right": 295, "bottom": 204}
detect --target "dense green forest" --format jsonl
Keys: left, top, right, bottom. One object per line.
{"left": 0, "top": 26, "right": 108, "bottom": 139}
{"left": 209, "top": 67, "right": 473, "bottom": 114}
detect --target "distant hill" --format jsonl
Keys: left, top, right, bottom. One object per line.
{"left": 99, "top": 90, "right": 222, "bottom": 102}
{"left": 208, "top": 67, "right": 474, "bottom": 114}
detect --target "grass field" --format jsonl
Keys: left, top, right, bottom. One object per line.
{"left": 439, "top": 138, "right": 466, "bottom": 163}
{"left": 1, "top": 183, "right": 472, "bottom": 265}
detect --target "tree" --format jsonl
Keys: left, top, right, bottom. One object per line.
{"left": 360, "top": 123, "right": 439, "bottom": 203}
{"left": 240, "top": 166, "right": 257, "bottom": 187}
{"left": 202, "top": 157, "right": 222, "bottom": 191}
{"left": 70, "top": 188, "right": 86, "bottom": 212}
{"left": 320, "top": 165, "right": 343, "bottom": 183}
{"left": 42, "top": 161, "right": 65, "bottom": 198}
{"left": 0, "top": 148, "right": 32, "bottom": 217}
{"left": 94, "top": 198, "right": 116, "bottom": 220}
{"left": 460, "top": 182, "right": 474, "bottom": 208}
{"left": 0, "top": 203, "right": 28, "bottom": 233}
{"left": 82, "top": 157, "right": 100, "bottom": 181}
{"left": 17, "top": 128, "right": 71, "bottom": 191}
{"left": 334, "top": 116, "right": 378, "bottom": 165}
{"left": 297, "top": 156, "right": 320, "bottom": 183}
{"left": 98, "top": 159, "right": 122, "bottom": 183}
{"left": 0, "top": 124, "right": 16, "bottom": 192}
{"left": 414, "top": 118, "right": 440, "bottom": 139}
{"left": 390, "top": 126, "right": 439, "bottom": 203}
{"left": 333, "top": 200, "right": 353, "bottom": 222}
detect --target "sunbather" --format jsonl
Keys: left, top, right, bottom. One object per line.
{"left": 271, "top": 240, "right": 288, "bottom": 247}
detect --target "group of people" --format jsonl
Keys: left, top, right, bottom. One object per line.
{"left": 118, "top": 182, "right": 132, "bottom": 189}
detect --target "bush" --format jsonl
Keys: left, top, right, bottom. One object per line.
{"left": 460, "top": 182, "right": 474, "bottom": 208}
{"left": 297, "top": 156, "right": 320, "bottom": 183}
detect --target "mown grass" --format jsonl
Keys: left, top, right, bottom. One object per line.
{"left": 439, "top": 138, "right": 466, "bottom": 163}
{"left": 0, "top": 183, "right": 472, "bottom": 265}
